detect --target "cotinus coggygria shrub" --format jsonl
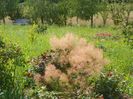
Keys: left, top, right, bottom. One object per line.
{"left": 28, "top": 33, "right": 107, "bottom": 98}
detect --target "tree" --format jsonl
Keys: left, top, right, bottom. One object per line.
{"left": 47, "top": 0, "right": 70, "bottom": 25}
{"left": 0, "top": 0, "right": 7, "bottom": 23}
{"left": 0, "top": 0, "right": 18, "bottom": 23}
{"left": 109, "top": 2, "right": 124, "bottom": 25}
{"left": 76, "top": 0, "right": 99, "bottom": 27}
{"left": 55, "top": 0, "right": 70, "bottom": 25}
{"left": 109, "top": 1, "right": 133, "bottom": 25}
{"left": 69, "top": 0, "right": 101, "bottom": 26}
{"left": 7, "top": 0, "right": 18, "bottom": 19}
{"left": 99, "top": 0, "right": 109, "bottom": 26}
{"left": 68, "top": 0, "right": 80, "bottom": 24}
{"left": 124, "top": 4, "right": 133, "bottom": 25}
{"left": 24, "top": 0, "right": 48, "bottom": 24}
{"left": 24, "top": 0, "right": 70, "bottom": 25}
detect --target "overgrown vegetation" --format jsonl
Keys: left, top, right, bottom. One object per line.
{"left": 0, "top": 25, "right": 133, "bottom": 98}
{"left": 0, "top": 36, "right": 26, "bottom": 98}
{"left": 95, "top": 71, "right": 130, "bottom": 99}
{"left": 0, "top": 0, "right": 133, "bottom": 98}
{"left": 122, "top": 22, "right": 133, "bottom": 48}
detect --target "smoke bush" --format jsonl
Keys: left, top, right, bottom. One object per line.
{"left": 29, "top": 33, "right": 107, "bottom": 96}
{"left": 50, "top": 34, "right": 106, "bottom": 75}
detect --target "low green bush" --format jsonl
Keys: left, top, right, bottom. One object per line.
{"left": 28, "top": 24, "right": 47, "bottom": 43}
{"left": 95, "top": 70, "right": 129, "bottom": 99}
{"left": 0, "top": 88, "right": 26, "bottom": 99}
{"left": 122, "top": 22, "right": 133, "bottom": 48}
{"left": 0, "top": 36, "right": 5, "bottom": 48}
{"left": 0, "top": 36, "right": 26, "bottom": 95}
{"left": 36, "top": 24, "right": 47, "bottom": 34}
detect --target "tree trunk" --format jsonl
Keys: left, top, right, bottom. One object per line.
{"left": 126, "top": 11, "right": 130, "bottom": 25}
{"left": 64, "top": 16, "right": 67, "bottom": 26}
{"left": 76, "top": 16, "right": 79, "bottom": 25}
{"left": 3, "top": 17, "right": 5, "bottom": 24}
{"left": 90, "top": 15, "right": 93, "bottom": 27}
{"left": 103, "top": 18, "right": 106, "bottom": 26}
{"left": 41, "top": 17, "right": 44, "bottom": 24}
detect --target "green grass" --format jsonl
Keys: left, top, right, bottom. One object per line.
{"left": 0, "top": 25, "right": 120, "bottom": 57}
